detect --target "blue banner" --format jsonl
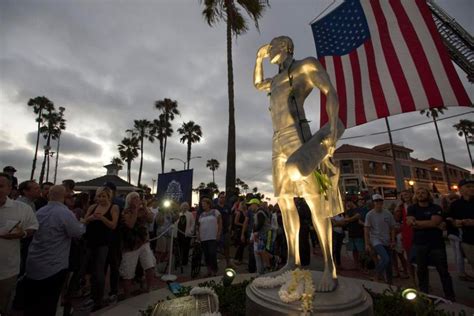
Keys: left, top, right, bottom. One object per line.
{"left": 157, "top": 169, "right": 193, "bottom": 204}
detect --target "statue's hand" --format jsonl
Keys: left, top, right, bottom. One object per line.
{"left": 257, "top": 44, "right": 271, "bottom": 59}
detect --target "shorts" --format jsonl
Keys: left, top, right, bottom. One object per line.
{"left": 346, "top": 238, "right": 365, "bottom": 252}
{"left": 120, "top": 243, "right": 156, "bottom": 280}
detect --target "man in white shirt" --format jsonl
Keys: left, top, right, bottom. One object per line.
{"left": 0, "top": 173, "right": 38, "bottom": 315}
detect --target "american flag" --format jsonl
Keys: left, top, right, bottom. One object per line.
{"left": 311, "top": 0, "right": 471, "bottom": 129}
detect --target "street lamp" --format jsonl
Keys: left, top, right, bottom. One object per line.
{"left": 169, "top": 156, "right": 202, "bottom": 170}
{"left": 408, "top": 180, "right": 415, "bottom": 192}
{"left": 169, "top": 157, "right": 186, "bottom": 170}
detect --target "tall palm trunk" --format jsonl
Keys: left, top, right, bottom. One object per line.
{"left": 127, "top": 160, "right": 132, "bottom": 183}
{"left": 138, "top": 137, "right": 144, "bottom": 186}
{"left": 186, "top": 140, "right": 192, "bottom": 169}
{"left": 212, "top": 170, "right": 215, "bottom": 183}
{"left": 433, "top": 117, "right": 451, "bottom": 189}
{"left": 39, "top": 133, "right": 51, "bottom": 184}
{"left": 46, "top": 152, "right": 51, "bottom": 182}
{"left": 31, "top": 110, "right": 42, "bottom": 180}
{"left": 159, "top": 140, "right": 165, "bottom": 174}
{"left": 53, "top": 134, "right": 61, "bottom": 184}
{"left": 464, "top": 134, "right": 474, "bottom": 168}
{"left": 225, "top": 9, "right": 236, "bottom": 193}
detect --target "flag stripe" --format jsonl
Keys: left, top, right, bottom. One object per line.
{"left": 365, "top": 40, "right": 390, "bottom": 118}
{"left": 333, "top": 56, "right": 348, "bottom": 127}
{"left": 401, "top": 0, "right": 457, "bottom": 106}
{"left": 349, "top": 51, "right": 366, "bottom": 125}
{"left": 342, "top": 54, "right": 356, "bottom": 127}
{"left": 375, "top": 0, "right": 428, "bottom": 112}
{"left": 388, "top": 0, "right": 443, "bottom": 108}
{"left": 359, "top": 0, "right": 401, "bottom": 116}
{"left": 319, "top": 57, "right": 329, "bottom": 125}
{"left": 358, "top": 44, "right": 377, "bottom": 122}
{"left": 414, "top": 0, "right": 471, "bottom": 106}
{"left": 367, "top": 0, "right": 416, "bottom": 114}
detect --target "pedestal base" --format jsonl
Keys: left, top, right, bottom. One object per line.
{"left": 246, "top": 271, "right": 373, "bottom": 315}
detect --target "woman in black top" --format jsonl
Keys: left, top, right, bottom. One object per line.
{"left": 233, "top": 201, "right": 248, "bottom": 264}
{"left": 83, "top": 187, "right": 119, "bottom": 310}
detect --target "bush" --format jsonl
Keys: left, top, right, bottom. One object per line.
{"left": 365, "top": 286, "right": 467, "bottom": 316}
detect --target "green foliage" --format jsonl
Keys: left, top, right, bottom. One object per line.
{"left": 365, "top": 286, "right": 466, "bottom": 316}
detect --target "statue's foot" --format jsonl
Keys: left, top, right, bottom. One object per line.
{"left": 315, "top": 271, "right": 338, "bottom": 292}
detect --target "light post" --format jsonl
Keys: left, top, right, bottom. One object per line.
{"left": 169, "top": 157, "right": 186, "bottom": 170}
{"left": 152, "top": 178, "right": 156, "bottom": 195}
{"left": 408, "top": 180, "right": 415, "bottom": 192}
{"left": 169, "top": 156, "right": 202, "bottom": 170}
{"left": 188, "top": 155, "right": 202, "bottom": 169}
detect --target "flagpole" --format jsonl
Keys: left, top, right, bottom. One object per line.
{"left": 385, "top": 117, "right": 404, "bottom": 194}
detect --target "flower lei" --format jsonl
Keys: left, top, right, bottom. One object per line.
{"left": 252, "top": 269, "right": 314, "bottom": 314}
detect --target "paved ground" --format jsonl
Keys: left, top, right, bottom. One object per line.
{"left": 66, "top": 237, "right": 474, "bottom": 315}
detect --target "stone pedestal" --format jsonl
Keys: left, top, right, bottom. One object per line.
{"left": 246, "top": 271, "right": 373, "bottom": 315}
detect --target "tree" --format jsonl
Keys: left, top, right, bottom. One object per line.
{"left": 177, "top": 121, "right": 202, "bottom": 169}
{"left": 206, "top": 158, "right": 220, "bottom": 183}
{"left": 200, "top": 0, "right": 270, "bottom": 192}
{"left": 453, "top": 119, "right": 474, "bottom": 168}
{"left": 27, "top": 96, "right": 54, "bottom": 180}
{"left": 420, "top": 107, "right": 451, "bottom": 188}
{"left": 118, "top": 137, "right": 140, "bottom": 183}
{"left": 150, "top": 115, "right": 173, "bottom": 174}
{"left": 193, "top": 182, "right": 207, "bottom": 193}
{"left": 53, "top": 107, "right": 66, "bottom": 184}
{"left": 38, "top": 107, "right": 66, "bottom": 184}
{"left": 252, "top": 186, "right": 258, "bottom": 194}
{"left": 206, "top": 181, "right": 220, "bottom": 196}
{"left": 154, "top": 98, "right": 180, "bottom": 173}
{"left": 127, "top": 120, "right": 154, "bottom": 186}
{"left": 111, "top": 157, "right": 124, "bottom": 170}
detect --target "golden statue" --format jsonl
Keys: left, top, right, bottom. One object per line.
{"left": 254, "top": 36, "right": 344, "bottom": 292}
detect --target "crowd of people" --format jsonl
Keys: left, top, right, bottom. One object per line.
{"left": 0, "top": 163, "right": 473, "bottom": 315}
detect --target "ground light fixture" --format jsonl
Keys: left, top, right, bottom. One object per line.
{"left": 402, "top": 288, "right": 418, "bottom": 301}
{"left": 222, "top": 268, "right": 236, "bottom": 287}
{"left": 163, "top": 199, "right": 171, "bottom": 208}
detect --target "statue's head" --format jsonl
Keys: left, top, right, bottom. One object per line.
{"left": 269, "top": 36, "right": 294, "bottom": 64}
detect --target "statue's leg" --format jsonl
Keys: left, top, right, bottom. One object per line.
{"left": 306, "top": 198, "right": 338, "bottom": 292}
{"left": 278, "top": 196, "right": 300, "bottom": 270}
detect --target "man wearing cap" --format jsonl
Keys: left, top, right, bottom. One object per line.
{"left": 364, "top": 194, "right": 396, "bottom": 284}
{"left": 407, "top": 188, "right": 455, "bottom": 301}
{"left": 451, "top": 179, "right": 474, "bottom": 274}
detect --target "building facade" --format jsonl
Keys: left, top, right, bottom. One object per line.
{"left": 334, "top": 143, "right": 472, "bottom": 199}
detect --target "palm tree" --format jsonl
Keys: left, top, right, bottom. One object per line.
{"left": 118, "top": 137, "right": 140, "bottom": 183}
{"left": 154, "top": 98, "right": 180, "bottom": 173}
{"left": 206, "top": 158, "right": 220, "bottom": 183}
{"left": 420, "top": 106, "right": 451, "bottom": 188}
{"left": 177, "top": 121, "right": 203, "bottom": 169}
{"left": 252, "top": 186, "right": 258, "bottom": 194}
{"left": 111, "top": 157, "right": 124, "bottom": 170}
{"left": 200, "top": 0, "right": 270, "bottom": 193}
{"left": 193, "top": 182, "right": 207, "bottom": 193}
{"left": 53, "top": 107, "right": 66, "bottom": 184}
{"left": 453, "top": 119, "right": 474, "bottom": 168}
{"left": 206, "top": 182, "right": 219, "bottom": 196}
{"left": 127, "top": 120, "right": 154, "bottom": 186}
{"left": 27, "top": 96, "right": 55, "bottom": 180}
{"left": 38, "top": 107, "right": 66, "bottom": 184}
{"left": 150, "top": 115, "right": 173, "bottom": 174}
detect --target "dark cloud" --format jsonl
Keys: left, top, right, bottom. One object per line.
{"left": 26, "top": 131, "right": 102, "bottom": 157}
{"left": 1, "top": 0, "right": 472, "bottom": 199}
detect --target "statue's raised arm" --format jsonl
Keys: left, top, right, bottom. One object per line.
{"left": 254, "top": 44, "right": 272, "bottom": 92}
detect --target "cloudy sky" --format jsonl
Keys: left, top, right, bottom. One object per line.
{"left": 1, "top": 0, "right": 473, "bottom": 201}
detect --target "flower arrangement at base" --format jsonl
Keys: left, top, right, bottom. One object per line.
{"left": 253, "top": 269, "right": 314, "bottom": 314}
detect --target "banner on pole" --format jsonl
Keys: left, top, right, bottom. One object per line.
{"left": 157, "top": 169, "right": 193, "bottom": 204}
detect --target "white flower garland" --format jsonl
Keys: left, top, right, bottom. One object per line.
{"left": 253, "top": 269, "right": 314, "bottom": 314}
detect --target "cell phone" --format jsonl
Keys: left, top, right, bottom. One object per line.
{"left": 8, "top": 221, "right": 21, "bottom": 233}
